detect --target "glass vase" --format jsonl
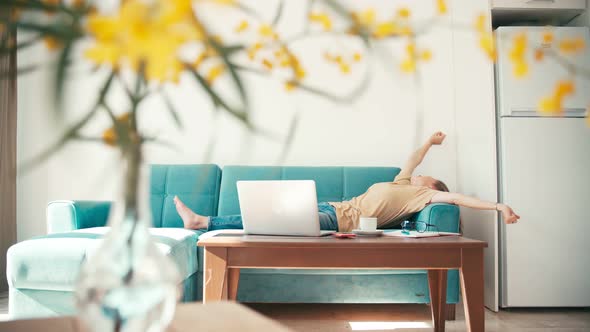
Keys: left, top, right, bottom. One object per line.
{"left": 75, "top": 144, "right": 181, "bottom": 332}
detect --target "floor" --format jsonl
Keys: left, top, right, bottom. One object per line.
{"left": 1, "top": 292, "right": 588, "bottom": 331}
{"left": 246, "top": 303, "right": 590, "bottom": 332}
{"left": 0, "top": 291, "right": 7, "bottom": 321}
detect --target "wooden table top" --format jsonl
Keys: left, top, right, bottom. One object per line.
{"left": 0, "top": 302, "right": 292, "bottom": 332}
{"left": 197, "top": 234, "right": 487, "bottom": 249}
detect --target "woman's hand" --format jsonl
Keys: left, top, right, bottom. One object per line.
{"left": 497, "top": 203, "right": 520, "bottom": 224}
{"left": 429, "top": 131, "right": 446, "bottom": 145}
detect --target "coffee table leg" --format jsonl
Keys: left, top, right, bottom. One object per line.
{"left": 228, "top": 268, "right": 240, "bottom": 301}
{"left": 203, "top": 247, "right": 228, "bottom": 303}
{"left": 460, "top": 248, "right": 485, "bottom": 332}
{"left": 428, "top": 269, "right": 447, "bottom": 332}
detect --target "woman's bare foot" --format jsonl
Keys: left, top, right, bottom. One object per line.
{"left": 173, "top": 196, "right": 209, "bottom": 230}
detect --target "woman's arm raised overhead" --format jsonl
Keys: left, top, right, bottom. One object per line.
{"left": 430, "top": 192, "right": 521, "bottom": 224}
{"left": 396, "top": 131, "right": 446, "bottom": 179}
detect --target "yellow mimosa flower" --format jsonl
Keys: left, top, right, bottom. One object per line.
{"left": 539, "top": 96, "right": 560, "bottom": 114}
{"left": 373, "top": 21, "right": 400, "bottom": 39}
{"left": 85, "top": 42, "right": 121, "bottom": 68}
{"left": 479, "top": 32, "right": 496, "bottom": 61}
{"left": 555, "top": 80, "right": 574, "bottom": 97}
{"left": 558, "top": 37, "right": 585, "bottom": 54}
{"left": 213, "top": 0, "right": 236, "bottom": 5}
{"left": 309, "top": 12, "right": 333, "bottom": 31}
{"left": 538, "top": 80, "right": 575, "bottom": 114}
{"left": 279, "top": 59, "right": 291, "bottom": 67}
{"left": 534, "top": 49, "right": 544, "bottom": 61}
{"left": 420, "top": 49, "right": 432, "bottom": 61}
{"left": 102, "top": 112, "right": 132, "bottom": 147}
{"left": 542, "top": 31, "right": 554, "bottom": 44}
{"left": 352, "top": 9, "right": 376, "bottom": 27}
{"left": 284, "top": 81, "right": 297, "bottom": 92}
{"left": 397, "top": 7, "right": 411, "bottom": 19}
{"left": 339, "top": 63, "right": 351, "bottom": 74}
{"left": 258, "top": 24, "right": 277, "bottom": 39}
{"left": 474, "top": 14, "right": 486, "bottom": 33}
{"left": 406, "top": 42, "right": 416, "bottom": 56}
{"left": 295, "top": 66, "right": 306, "bottom": 79}
{"left": 192, "top": 52, "right": 208, "bottom": 68}
{"left": 43, "top": 36, "right": 63, "bottom": 50}
{"left": 436, "top": 0, "right": 448, "bottom": 15}
{"left": 400, "top": 58, "right": 416, "bottom": 73}
{"left": 206, "top": 64, "right": 225, "bottom": 84}
{"left": 247, "top": 42, "right": 264, "bottom": 60}
{"left": 509, "top": 33, "right": 528, "bottom": 77}
{"left": 353, "top": 52, "right": 362, "bottom": 62}
{"left": 85, "top": 0, "right": 204, "bottom": 82}
{"left": 513, "top": 61, "right": 528, "bottom": 77}
{"left": 261, "top": 58, "right": 273, "bottom": 70}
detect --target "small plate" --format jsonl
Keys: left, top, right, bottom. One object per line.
{"left": 352, "top": 229, "right": 384, "bottom": 236}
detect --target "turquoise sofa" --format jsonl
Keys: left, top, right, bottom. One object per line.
{"left": 6, "top": 164, "right": 460, "bottom": 319}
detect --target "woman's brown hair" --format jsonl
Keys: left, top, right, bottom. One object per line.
{"left": 433, "top": 180, "right": 449, "bottom": 193}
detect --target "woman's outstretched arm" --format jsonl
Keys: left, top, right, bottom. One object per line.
{"left": 430, "top": 192, "right": 520, "bottom": 224}
{"left": 397, "top": 132, "right": 446, "bottom": 179}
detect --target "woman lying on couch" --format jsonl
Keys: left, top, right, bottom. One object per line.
{"left": 175, "top": 131, "right": 520, "bottom": 232}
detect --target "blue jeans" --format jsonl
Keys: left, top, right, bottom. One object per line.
{"left": 208, "top": 202, "right": 339, "bottom": 231}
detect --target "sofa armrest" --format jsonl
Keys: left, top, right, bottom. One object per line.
{"left": 47, "top": 200, "right": 112, "bottom": 234}
{"left": 410, "top": 203, "right": 460, "bottom": 233}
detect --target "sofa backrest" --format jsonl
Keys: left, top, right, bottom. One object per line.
{"left": 150, "top": 164, "right": 221, "bottom": 227}
{"left": 217, "top": 166, "right": 401, "bottom": 216}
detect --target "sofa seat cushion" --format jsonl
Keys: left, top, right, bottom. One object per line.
{"left": 7, "top": 227, "right": 198, "bottom": 292}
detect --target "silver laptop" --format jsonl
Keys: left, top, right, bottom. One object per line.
{"left": 236, "top": 180, "right": 335, "bottom": 237}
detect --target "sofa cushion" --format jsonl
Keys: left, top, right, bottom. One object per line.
{"left": 150, "top": 164, "right": 221, "bottom": 227}
{"left": 7, "top": 227, "right": 198, "bottom": 292}
{"left": 218, "top": 166, "right": 400, "bottom": 216}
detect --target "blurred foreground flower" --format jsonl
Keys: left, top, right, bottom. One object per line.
{"left": 85, "top": 0, "right": 204, "bottom": 83}
{"left": 538, "top": 80, "right": 575, "bottom": 114}
{"left": 509, "top": 33, "right": 528, "bottom": 78}
{"left": 474, "top": 14, "right": 496, "bottom": 61}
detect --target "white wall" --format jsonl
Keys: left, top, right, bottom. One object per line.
{"left": 17, "top": 1, "right": 498, "bottom": 308}
{"left": 450, "top": 0, "right": 500, "bottom": 311}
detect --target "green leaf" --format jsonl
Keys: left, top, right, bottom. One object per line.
{"left": 0, "top": 65, "right": 38, "bottom": 79}
{"left": 235, "top": 3, "right": 262, "bottom": 20}
{"left": 233, "top": 63, "right": 366, "bottom": 104}
{"left": 221, "top": 44, "right": 246, "bottom": 55}
{"left": 272, "top": 0, "right": 285, "bottom": 27}
{"left": 276, "top": 111, "right": 299, "bottom": 164}
{"left": 321, "top": 0, "right": 371, "bottom": 45}
{"left": 19, "top": 71, "right": 115, "bottom": 173}
{"left": 0, "top": 36, "right": 42, "bottom": 55}
{"left": 0, "top": 0, "right": 61, "bottom": 13}
{"left": 7, "top": 20, "right": 80, "bottom": 40}
{"left": 186, "top": 65, "right": 250, "bottom": 126}
{"left": 19, "top": 106, "right": 98, "bottom": 173}
{"left": 54, "top": 41, "right": 72, "bottom": 112}
{"left": 208, "top": 37, "right": 249, "bottom": 111}
{"left": 160, "top": 90, "right": 184, "bottom": 130}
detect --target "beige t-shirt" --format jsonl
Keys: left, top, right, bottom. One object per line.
{"left": 329, "top": 174, "right": 439, "bottom": 232}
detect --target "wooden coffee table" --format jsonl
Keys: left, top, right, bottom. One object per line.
{"left": 198, "top": 234, "right": 487, "bottom": 332}
{"left": 0, "top": 302, "right": 291, "bottom": 332}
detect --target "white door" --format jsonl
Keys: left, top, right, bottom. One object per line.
{"left": 499, "top": 117, "right": 590, "bottom": 307}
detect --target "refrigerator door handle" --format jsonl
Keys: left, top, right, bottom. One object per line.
{"left": 508, "top": 108, "right": 588, "bottom": 117}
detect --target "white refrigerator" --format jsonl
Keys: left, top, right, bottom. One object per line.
{"left": 496, "top": 26, "right": 590, "bottom": 307}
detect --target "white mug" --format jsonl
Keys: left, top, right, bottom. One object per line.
{"left": 359, "top": 217, "right": 377, "bottom": 231}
